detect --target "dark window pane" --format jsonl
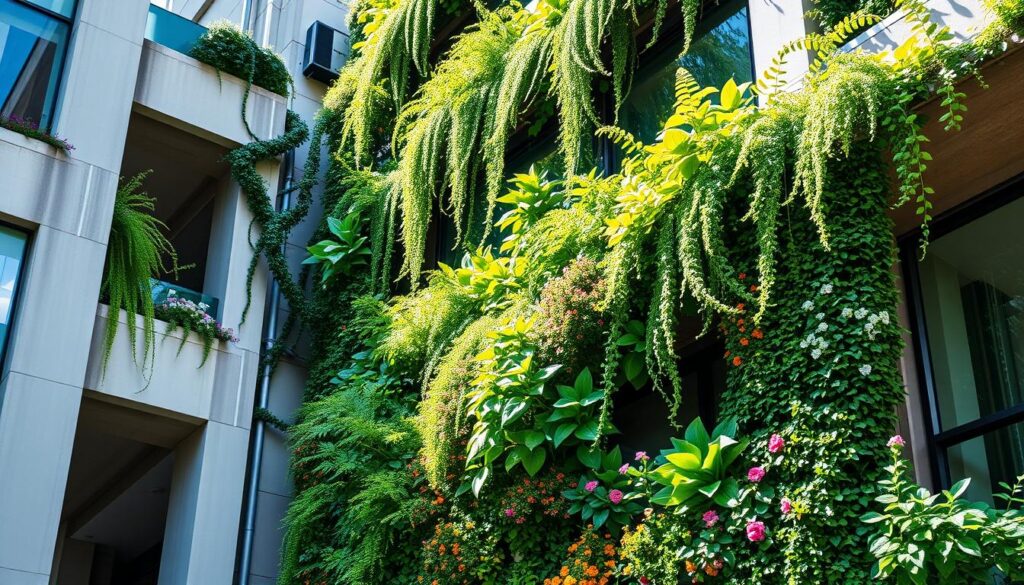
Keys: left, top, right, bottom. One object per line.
{"left": 0, "top": 0, "right": 70, "bottom": 130}
{"left": 0, "top": 225, "right": 28, "bottom": 364}
{"left": 918, "top": 196, "right": 1024, "bottom": 430}
{"left": 946, "top": 420, "right": 1024, "bottom": 504}
{"left": 620, "top": 1, "right": 752, "bottom": 144}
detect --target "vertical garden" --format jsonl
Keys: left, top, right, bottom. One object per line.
{"left": 264, "top": 0, "right": 1024, "bottom": 583}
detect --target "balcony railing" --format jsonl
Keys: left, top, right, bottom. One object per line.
{"left": 145, "top": 4, "right": 206, "bottom": 55}
{"left": 150, "top": 279, "right": 219, "bottom": 319}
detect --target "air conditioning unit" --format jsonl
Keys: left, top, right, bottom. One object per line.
{"left": 303, "top": 21, "right": 348, "bottom": 84}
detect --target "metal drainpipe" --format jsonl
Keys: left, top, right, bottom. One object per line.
{"left": 237, "top": 110, "right": 295, "bottom": 585}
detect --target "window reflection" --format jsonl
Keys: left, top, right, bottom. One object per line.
{"left": 620, "top": 1, "right": 752, "bottom": 144}
{"left": 0, "top": 0, "right": 72, "bottom": 131}
{"left": 0, "top": 225, "right": 28, "bottom": 365}
{"left": 917, "top": 194, "right": 1024, "bottom": 500}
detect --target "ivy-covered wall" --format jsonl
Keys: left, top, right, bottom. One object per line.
{"left": 256, "top": 0, "right": 1024, "bottom": 583}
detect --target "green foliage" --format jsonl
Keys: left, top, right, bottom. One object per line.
{"left": 303, "top": 212, "right": 371, "bottom": 284}
{"left": 439, "top": 247, "right": 527, "bottom": 313}
{"left": 647, "top": 418, "right": 748, "bottom": 509}
{"left": 101, "top": 172, "right": 179, "bottom": 376}
{"left": 189, "top": 20, "right": 291, "bottom": 138}
{"left": 494, "top": 167, "right": 566, "bottom": 255}
{"left": 863, "top": 445, "right": 1024, "bottom": 584}
{"left": 532, "top": 257, "right": 608, "bottom": 378}
{"left": 564, "top": 447, "right": 644, "bottom": 532}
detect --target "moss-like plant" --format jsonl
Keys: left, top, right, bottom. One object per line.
{"left": 189, "top": 20, "right": 291, "bottom": 96}
{"left": 101, "top": 172, "right": 179, "bottom": 375}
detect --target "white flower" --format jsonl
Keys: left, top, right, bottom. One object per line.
{"left": 802, "top": 300, "right": 814, "bottom": 311}
{"left": 879, "top": 312, "right": 890, "bottom": 325}
{"left": 800, "top": 340, "right": 809, "bottom": 349}
{"left": 167, "top": 289, "right": 176, "bottom": 297}
{"left": 818, "top": 341, "right": 829, "bottom": 350}
{"left": 817, "top": 322, "right": 828, "bottom": 333}
{"left": 854, "top": 308, "right": 868, "bottom": 320}
{"left": 820, "top": 283, "right": 833, "bottom": 295}
{"left": 815, "top": 312, "right": 825, "bottom": 321}
{"left": 864, "top": 322, "right": 875, "bottom": 332}
{"left": 841, "top": 308, "right": 853, "bottom": 318}
{"left": 811, "top": 348, "right": 822, "bottom": 359}
{"left": 859, "top": 364, "right": 872, "bottom": 377}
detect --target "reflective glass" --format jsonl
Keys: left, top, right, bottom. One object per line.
{"left": 620, "top": 1, "right": 752, "bottom": 143}
{"left": 0, "top": 0, "right": 70, "bottom": 130}
{"left": 0, "top": 225, "right": 28, "bottom": 364}
{"left": 946, "top": 421, "right": 1024, "bottom": 504}
{"left": 22, "top": 0, "right": 75, "bottom": 19}
{"left": 918, "top": 196, "right": 1024, "bottom": 431}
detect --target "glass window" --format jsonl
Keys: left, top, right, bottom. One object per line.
{"left": 619, "top": 0, "right": 753, "bottom": 144}
{"left": 0, "top": 0, "right": 73, "bottom": 131}
{"left": 0, "top": 224, "right": 28, "bottom": 366}
{"left": 21, "top": 0, "right": 74, "bottom": 18}
{"left": 915, "top": 194, "right": 1024, "bottom": 502}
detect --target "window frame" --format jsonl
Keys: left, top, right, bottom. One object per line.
{"left": 0, "top": 220, "right": 31, "bottom": 374}
{"left": 899, "top": 172, "right": 1024, "bottom": 489}
{"left": 2, "top": 0, "right": 77, "bottom": 132}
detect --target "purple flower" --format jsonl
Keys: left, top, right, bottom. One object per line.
{"left": 768, "top": 434, "right": 785, "bottom": 454}
{"left": 746, "top": 520, "right": 766, "bottom": 542}
{"left": 702, "top": 510, "right": 719, "bottom": 527}
{"left": 634, "top": 451, "right": 649, "bottom": 462}
{"left": 887, "top": 435, "right": 905, "bottom": 448}
{"left": 780, "top": 498, "right": 793, "bottom": 515}
{"left": 747, "top": 466, "right": 766, "bottom": 483}
{"left": 618, "top": 463, "right": 630, "bottom": 474}
{"left": 584, "top": 480, "right": 599, "bottom": 493}
{"left": 609, "top": 489, "right": 624, "bottom": 504}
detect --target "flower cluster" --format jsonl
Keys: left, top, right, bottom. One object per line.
{"left": 156, "top": 290, "right": 238, "bottom": 342}
{"left": 408, "top": 461, "right": 450, "bottom": 527}
{"left": 544, "top": 526, "right": 619, "bottom": 585}
{"left": 419, "top": 520, "right": 498, "bottom": 585}
{"left": 0, "top": 114, "right": 74, "bottom": 152}
{"left": 498, "top": 471, "right": 575, "bottom": 524}
{"left": 533, "top": 258, "right": 608, "bottom": 377}
{"left": 720, "top": 274, "right": 766, "bottom": 368}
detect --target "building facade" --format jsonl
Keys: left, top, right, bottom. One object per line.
{"left": 0, "top": 0, "right": 1021, "bottom": 583}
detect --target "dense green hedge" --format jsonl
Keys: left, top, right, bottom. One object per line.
{"left": 190, "top": 20, "right": 291, "bottom": 97}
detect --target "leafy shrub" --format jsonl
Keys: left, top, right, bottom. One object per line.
{"left": 863, "top": 437, "right": 1024, "bottom": 584}
{"left": 647, "top": 418, "right": 748, "bottom": 510}
{"left": 303, "top": 212, "right": 371, "bottom": 284}
{"left": 564, "top": 446, "right": 644, "bottom": 533}
{"left": 101, "top": 172, "right": 180, "bottom": 375}
{"left": 533, "top": 257, "right": 608, "bottom": 379}
{"left": 189, "top": 20, "right": 291, "bottom": 96}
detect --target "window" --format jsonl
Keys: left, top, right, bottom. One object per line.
{"left": 0, "top": 0, "right": 75, "bottom": 131}
{"left": 907, "top": 186, "right": 1024, "bottom": 503}
{"left": 0, "top": 224, "right": 28, "bottom": 367}
{"left": 619, "top": 0, "right": 753, "bottom": 144}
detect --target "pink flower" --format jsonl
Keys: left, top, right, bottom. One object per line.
{"left": 584, "top": 480, "right": 599, "bottom": 493}
{"left": 618, "top": 463, "right": 630, "bottom": 474}
{"left": 504, "top": 508, "right": 516, "bottom": 517}
{"left": 609, "top": 489, "right": 624, "bottom": 504}
{"left": 780, "top": 498, "right": 792, "bottom": 515}
{"left": 634, "top": 451, "right": 649, "bottom": 462}
{"left": 702, "top": 510, "right": 719, "bottom": 527}
{"left": 887, "top": 435, "right": 905, "bottom": 448}
{"left": 768, "top": 434, "right": 785, "bottom": 454}
{"left": 746, "top": 520, "right": 766, "bottom": 542}
{"left": 747, "top": 466, "right": 766, "bottom": 483}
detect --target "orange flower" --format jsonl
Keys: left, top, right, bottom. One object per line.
{"left": 561, "top": 567, "right": 570, "bottom": 577}
{"left": 740, "top": 337, "right": 749, "bottom": 346}
{"left": 737, "top": 303, "right": 746, "bottom": 312}
{"left": 732, "top": 356, "right": 742, "bottom": 366}
{"left": 739, "top": 272, "right": 746, "bottom": 280}
{"left": 452, "top": 543, "right": 460, "bottom": 556}
{"left": 586, "top": 565, "right": 599, "bottom": 577}
{"left": 750, "top": 284, "right": 759, "bottom": 292}
{"left": 603, "top": 544, "right": 615, "bottom": 557}
{"left": 752, "top": 328, "right": 764, "bottom": 339}
{"left": 686, "top": 561, "right": 697, "bottom": 574}
{"left": 706, "top": 565, "right": 719, "bottom": 577}
{"left": 605, "top": 560, "right": 616, "bottom": 569}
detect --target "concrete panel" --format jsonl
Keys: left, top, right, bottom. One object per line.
{"left": 78, "top": 0, "right": 151, "bottom": 44}
{"left": 159, "top": 421, "right": 250, "bottom": 585}
{"left": 0, "top": 373, "right": 81, "bottom": 578}
{"left": 56, "top": 22, "right": 145, "bottom": 174}
{"left": 248, "top": 489, "right": 290, "bottom": 580}
{"left": 134, "top": 41, "right": 288, "bottom": 148}
{"left": 5, "top": 227, "right": 106, "bottom": 388}
{"left": 747, "top": 0, "right": 816, "bottom": 98}
{"left": 84, "top": 305, "right": 246, "bottom": 422}
{"left": 209, "top": 347, "right": 259, "bottom": 429}
{"left": 844, "top": 0, "right": 991, "bottom": 55}
{"left": 0, "top": 133, "right": 118, "bottom": 245}
{"left": 0, "top": 567, "right": 48, "bottom": 585}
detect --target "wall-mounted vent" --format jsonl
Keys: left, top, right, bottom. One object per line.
{"left": 303, "top": 21, "right": 348, "bottom": 84}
